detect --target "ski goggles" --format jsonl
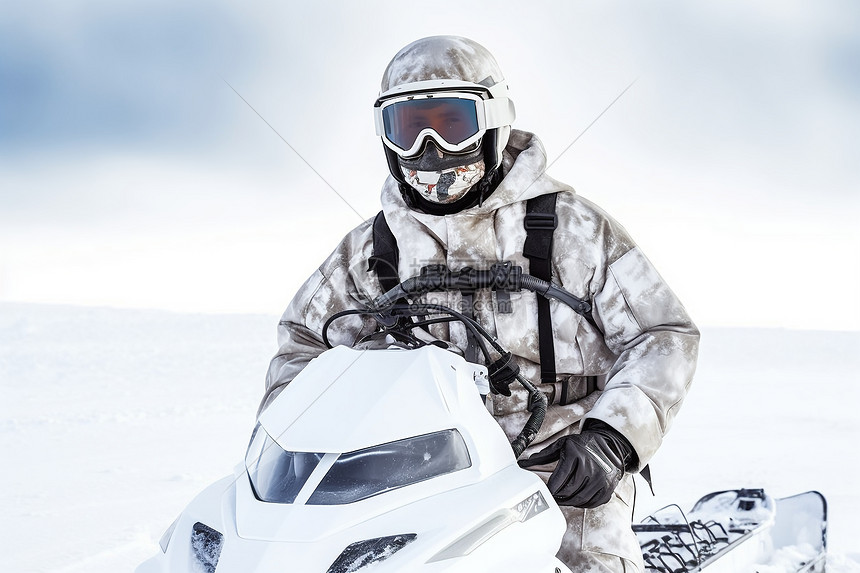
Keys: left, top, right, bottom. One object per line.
{"left": 374, "top": 91, "right": 515, "bottom": 158}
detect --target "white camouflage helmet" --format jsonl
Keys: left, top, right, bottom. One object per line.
{"left": 374, "top": 36, "right": 515, "bottom": 212}
{"left": 380, "top": 35, "right": 511, "bottom": 100}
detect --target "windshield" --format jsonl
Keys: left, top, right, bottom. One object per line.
{"left": 245, "top": 425, "right": 471, "bottom": 505}
{"left": 245, "top": 424, "right": 324, "bottom": 503}
{"left": 307, "top": 430, "right": 471, "bottom": 505}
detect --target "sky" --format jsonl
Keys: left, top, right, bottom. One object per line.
{"left": 1, "top": 0, "right": 858, "bottom": 330}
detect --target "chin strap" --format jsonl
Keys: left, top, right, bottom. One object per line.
{"left": 476, "top": 165, "right": 500, "bottom": 207}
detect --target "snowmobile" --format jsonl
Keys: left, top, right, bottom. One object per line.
{"left": 136, "top": 263, "right": 828, "bottom": 572}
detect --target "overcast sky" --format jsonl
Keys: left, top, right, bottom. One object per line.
{"left": 1, "top": 0, "right": 858, "bottom": 330}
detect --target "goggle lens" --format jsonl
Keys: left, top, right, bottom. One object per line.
{"left": 382, "top": 97, "right": 481, "bottom": 153}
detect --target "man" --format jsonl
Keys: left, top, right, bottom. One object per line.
{"left": 262, "top": 36, "right": 699, "bottom": 572}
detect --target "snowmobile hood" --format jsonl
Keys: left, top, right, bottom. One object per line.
{"left": 257, "top": 345, "right": 509, "bottom": 466}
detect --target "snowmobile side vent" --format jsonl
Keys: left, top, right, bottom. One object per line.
{"left": 428, "top": 491, "right": 551, "bottom": 563}
{"left": 190, "top": 522, "right": 223, "bottom": 573}
{"left": 326, "top": 534, "right": 417, "bottom": 573}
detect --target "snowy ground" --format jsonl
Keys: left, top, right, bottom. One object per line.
{"left": 1, "top": 302, "right": 858, "bottom": 572}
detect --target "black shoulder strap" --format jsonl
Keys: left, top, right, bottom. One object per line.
{"left": 368, "top": 211, "right": 401, "bottom": 294}
{"left": 523, "top": 193, "right": 559, "bottom": 384}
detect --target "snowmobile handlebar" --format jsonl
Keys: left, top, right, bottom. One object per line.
{"left": 372, "top": 262, "right": 593, "bottom": 318}
{"left": 322, "top": 262, "right": 595, "bottom": 458}
{"left": 364, "top": 261, "right": 596, "bottom": 458}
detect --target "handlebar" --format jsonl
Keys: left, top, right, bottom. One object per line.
{"left": 324, "top": 261, "right": 596, "bottom": 458}
{"left": 373, "top": 262, "right": 593, "bottom": 320}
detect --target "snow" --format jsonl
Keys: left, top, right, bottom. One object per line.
{"left": 1, "top": 302, "right": 859, "bottom": 572}
{"left": 755, "top": 544, "right": 821, "bottom": 573}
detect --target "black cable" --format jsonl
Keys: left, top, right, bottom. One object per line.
{"left": 322, "top": 308, "right": 373, "bottom": 348}
{"left": 387, "top": 303, "right": 496, "bottom": 364}
{"left": 395, "top": 302, "right": 506, "bottom": 355}
{"left": 324, "top": 302, "right": 498, "bottom": 363}
{"left": 409, "top": 316, "right": 459, "bottom": 329}
{"left": 373, "top": 266, "right": 594, "bottom": 323}
{"left": 356, "top": 327, "right": 426, "bottom": 349}
{"left": 509, "top": 374, "right": 548, "bottom": 457}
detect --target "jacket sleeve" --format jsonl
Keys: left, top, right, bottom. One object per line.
{"left": 583, "top": 245, "right": 700, "bottom": 471}
{"left": 258, "top": 222, "right": 379, "bottom": 415}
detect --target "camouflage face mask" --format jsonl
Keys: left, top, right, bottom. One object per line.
{"left": 400, "top": 159, "right": 486, "bottom": 204}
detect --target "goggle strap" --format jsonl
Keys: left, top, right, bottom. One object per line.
{"left": 483, "top": 98, "right": 516, "bottom": 130}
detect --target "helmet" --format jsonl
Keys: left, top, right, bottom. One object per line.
{"left": 374, "top": 36, "right": 516, "bottom": 214}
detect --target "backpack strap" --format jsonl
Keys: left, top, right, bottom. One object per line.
{"left": 368, "top": 211, "right": 401, "bottom": 294}
{"left": 523, "top": 193, "right": 559, "bottom": 385}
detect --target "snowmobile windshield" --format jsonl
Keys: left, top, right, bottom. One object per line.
{"left": 307, "top": 429, "right": 471, "bottom": 505}
{"left": 245, "top": 424, "right": 324, "bottom": 504}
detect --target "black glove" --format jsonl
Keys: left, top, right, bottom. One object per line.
{"left": 518, "top": 421, "right": 636, "bottom": 508}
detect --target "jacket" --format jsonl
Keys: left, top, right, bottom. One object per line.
{"left": 262, "top": 129, "right": 699, "bottom": 469}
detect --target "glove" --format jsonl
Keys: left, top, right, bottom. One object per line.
{"left": 518, "top": 421, "right": 635, "bottom": 508}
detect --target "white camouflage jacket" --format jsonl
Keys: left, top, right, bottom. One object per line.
{"left": 262, "top": 130, "right": 699, "bottom": 470}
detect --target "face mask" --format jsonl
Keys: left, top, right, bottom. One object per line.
{"left": 400, "top": 159, "right": 486, "bottom": 204}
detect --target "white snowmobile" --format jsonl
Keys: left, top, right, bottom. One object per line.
{"left": 137, "top": 263, "right": 827, "bottom": 572}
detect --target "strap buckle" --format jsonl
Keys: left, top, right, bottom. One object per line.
{"left": 523, "top": 213, "right": 557, "bottom": 230}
